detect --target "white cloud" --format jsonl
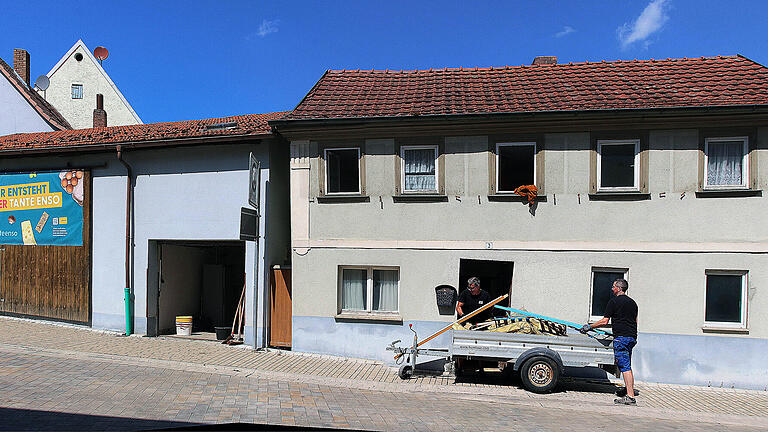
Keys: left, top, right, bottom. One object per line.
{"left": 257, "top": 19, "right": 280, "bottom": 37}
{"left": 617, "top": 0, "right": 670, "bottom": 49}
{"left": 555, "top": 26, "right": 575, "bottom": 38}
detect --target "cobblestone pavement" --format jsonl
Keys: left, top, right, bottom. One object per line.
{"left": 1, "top": 316, "right": 768, "bottom": 430}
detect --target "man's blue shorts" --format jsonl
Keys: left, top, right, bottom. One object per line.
{"left": 613, "top": 336, "right": 637, "bottom": 373}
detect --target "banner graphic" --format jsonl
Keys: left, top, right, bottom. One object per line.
{"left": 0, "top": 170, "right": 84, "bottom": 246}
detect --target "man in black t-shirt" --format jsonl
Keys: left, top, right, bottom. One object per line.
{"left": 580, "top": 278, "right": 638, "bottom": 405}
{"left": 456, "top": 277, "right": 492, "bottom": 324}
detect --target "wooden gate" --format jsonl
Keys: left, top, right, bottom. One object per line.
{"left": 0, "top": 171, "right": 91, "bottom": 323}
{"left": 269, "top": 266, "right": 292, "bottom": 348}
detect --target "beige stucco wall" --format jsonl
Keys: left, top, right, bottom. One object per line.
{"left": 291, "top": 248, "right": 768, "bottom": 338}
{"left": 39, "top": 44, "right": 140, "bottom": 129}
{"left": 302, "top": 130, "right": 767, "bottom": 244}
{"left": 289, "top": 126, "right": 768, "bottom": 340}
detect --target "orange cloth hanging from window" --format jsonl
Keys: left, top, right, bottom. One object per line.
{"left": 513, "top": 185, "right": 538, "bottom": 206}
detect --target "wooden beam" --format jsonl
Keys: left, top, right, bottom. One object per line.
{"left": 394, "top": 293, "right": 508, "bottom": 359}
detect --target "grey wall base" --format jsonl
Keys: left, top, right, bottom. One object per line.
{"left": 635, "top": 332, "right": 768, "bottom": 390}
{"left": 292, "top": 315, "right": 452, "bottom": 363}
{"left": 293, "top": 315, "right": 768, "bottom": 390}
{"left": 93, "top": 312, "right": 147, "bottom": 335}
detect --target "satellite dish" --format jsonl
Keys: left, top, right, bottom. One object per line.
{"left": 34, "top": 75, "right": 50, "bottom": 91}
{"left": 94, "top": 46, "right": 109, "bottom": 61}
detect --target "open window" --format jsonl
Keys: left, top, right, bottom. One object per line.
{"left": 496, "top": 142, "right": 536, "bottom": 193}
{"left": 324, "top": 147, "right": 361, "bottom": 194}
{"left": 590, "top": 267, "right": 627, "bottom": 321}
{"left": 338, "top": 266, "right": 399, "bottom": 315}
{"left": 704, "top": 270, "right": 748, "bottom": 330}
{"left": 597, "top": 140, "right": 639, "bottom": 192}
{"left": 704, "top": 137, "right": 749, "bottom": 190}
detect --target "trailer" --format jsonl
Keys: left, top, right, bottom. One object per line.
{"left": 451, "top": 329, "right": 617, "bottom": 393}
{"left": 388, "top": 325, "right": 617, "bottom": 393}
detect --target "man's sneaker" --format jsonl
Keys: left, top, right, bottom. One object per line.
{"left": 614, "top": 395, "right": 637, "bottom": 405}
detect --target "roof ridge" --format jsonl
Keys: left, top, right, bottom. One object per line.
{"left": 324, "top": 55, "right": 744, "bottom": 74}
{"left": 0, "top": 112, "right": 286, "bottom": 153}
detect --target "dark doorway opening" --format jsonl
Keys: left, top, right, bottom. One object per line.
{"left": 149, "top": 241, "right": 245, "bottom": 338}
{"left": 458, "top": 259, "right": 513, "bottom": 318}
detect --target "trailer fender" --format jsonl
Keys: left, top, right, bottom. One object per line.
{"left": 513, "top": 348, "right": 565, "bottom": 375}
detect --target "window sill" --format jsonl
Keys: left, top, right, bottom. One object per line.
{"left": 317, "top": 195, "right": 370, "bottom": 203}
{"left": 588, "top": 192, "right": 650, "bottom": 201}
{"left": 695, "top": 189, "right": 762, "bottom": 198}
{"left": 334, "top": 313, "right": 403, "bottom": 323}
{"left": 702, "top": 324, "right": 749, "bottom": 334}
{"left": 488, "top": 194, "right": 547, "bottom": 202}
{"left": 393, "top": 194, "right": 448, "bottom": 203}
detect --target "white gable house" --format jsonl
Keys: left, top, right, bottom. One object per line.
{"left": 38, "top": 40, "right": 142, "bottom": 129}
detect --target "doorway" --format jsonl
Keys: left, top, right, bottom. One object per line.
{"left": 148, "top": 241, "right": 245, "bottom": 338}
{"left": 458, "top": 259, "right": 513, "bottom": 317}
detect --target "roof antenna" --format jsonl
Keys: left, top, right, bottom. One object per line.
{"left": 94, "top": 46, "right": 109, "bottom": 66}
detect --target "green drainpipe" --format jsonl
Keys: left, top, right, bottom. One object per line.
{"left": 124, "top": 287, "right": 133, "bottom": 336}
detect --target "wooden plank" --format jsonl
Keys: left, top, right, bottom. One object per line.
{"left": 269, "top": 268, "right": 292, "bottom": 348}
{"left": 394, "top": 293, "right": 508, "bottom": 360}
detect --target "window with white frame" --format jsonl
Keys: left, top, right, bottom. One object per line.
{"left": 71, "top": 84, "right": 83, "bottom": 99}
{"left": 324, "top": 148, "right": 360, "bottom": 194}
{"left": 401, "top": 145, "right": 438, "bottom": 192}
{"left": 705, "top": 270, "right": 748, "bottom": 328}
{"left": 496, "top": 142, "right": 535, "bottom": 192}
{"left": 590, "top": 268, "right": 627, "bottom": 320}
{"left": 704, "top": 137, "right": 749, "bottom": 189}
{"left": 597, "top": 140, "right": 639, "bottom": 191}
{"left": 339, "top": 266, "right": 399, "bottom": 313}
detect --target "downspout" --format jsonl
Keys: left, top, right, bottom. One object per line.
{"left": 116, "top": 145, "right": 134, "bottom": 336}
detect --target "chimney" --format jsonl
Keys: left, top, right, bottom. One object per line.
{"left": 532, "top": 56, "right": 557, "bottom": 66}
{"left": 13, "top": 49, "right": 30, "bottom": 86}
{"left": 93, "top": 94, "right": 107, "bottom": 128}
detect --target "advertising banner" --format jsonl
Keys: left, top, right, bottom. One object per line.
{"left": 0, "top": 170, "right": 84, "bottom": 246}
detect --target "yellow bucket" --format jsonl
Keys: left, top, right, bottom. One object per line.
{"left": 175, "top": 316, "right": 193, "bottom": 335}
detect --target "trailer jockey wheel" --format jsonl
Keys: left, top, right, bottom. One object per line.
{"left": 398, "top": 365, "right": 413, "bottom": 380}
{"left": 520, "top": 356, "right": 559, "bottom": 393}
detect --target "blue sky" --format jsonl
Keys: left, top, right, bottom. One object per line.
{"left": 1, "top": 1, "right": 766, "bottom": 124}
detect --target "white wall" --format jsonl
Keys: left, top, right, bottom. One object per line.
{"left": 0, "top": 76, "right": 55, "bottom": 135}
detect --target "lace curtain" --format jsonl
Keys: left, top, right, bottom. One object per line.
{"left": 707, "top": 141, "right": 744, "bottom": 186}
{"left": 404, "top": 148, "right": 436, "bottom": 191}
{"left": 341, "top": 269, "right": 366, "bottom": 310}
{"left": 373, "top": 270, "right": 398, "bottom": 311}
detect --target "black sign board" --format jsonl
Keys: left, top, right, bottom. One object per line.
{"left": 240, "top": 207, "right": 259, "bottom": 241}
{"left": 248, "top": 153, "right": 260, "bottom": 210}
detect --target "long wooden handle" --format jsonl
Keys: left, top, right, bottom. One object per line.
{"left": 231, "top": 280, "right": 247, "bottom": 335}
{"left": 394, "top": 293, "right": 508, "bottom": 359}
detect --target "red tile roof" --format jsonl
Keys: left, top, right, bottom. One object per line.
{"left": 0, "top": 112, "right": 287, "bottom": 153}
{"left": 0, "top": 57, "right": 72, "bottom": 130}
{"left": 283, "top": 55, "right": 768, "bottom": 120}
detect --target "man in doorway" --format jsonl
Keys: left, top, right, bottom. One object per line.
{"left": 580, "top": 278, "right": 638, "bottom": 405}
{"left": 456, "top": 276, "right": 492, "bottom": 324}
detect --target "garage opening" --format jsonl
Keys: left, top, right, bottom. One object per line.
{"left": 458, "top": 259, "right": 513, "bottom": 318}
{"left": 149, "top": 241, "right": 245, "bottom": 339}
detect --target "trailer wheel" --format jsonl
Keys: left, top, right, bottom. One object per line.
{"left": 520, "top": 356, "right": 559, "bottom": 393}
{"left": 398, "top": 365, "right": 413, "bottom": 380}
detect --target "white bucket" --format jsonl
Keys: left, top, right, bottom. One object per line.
{"left": 175, "top": 316, "right": 193, "bottom": 336}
